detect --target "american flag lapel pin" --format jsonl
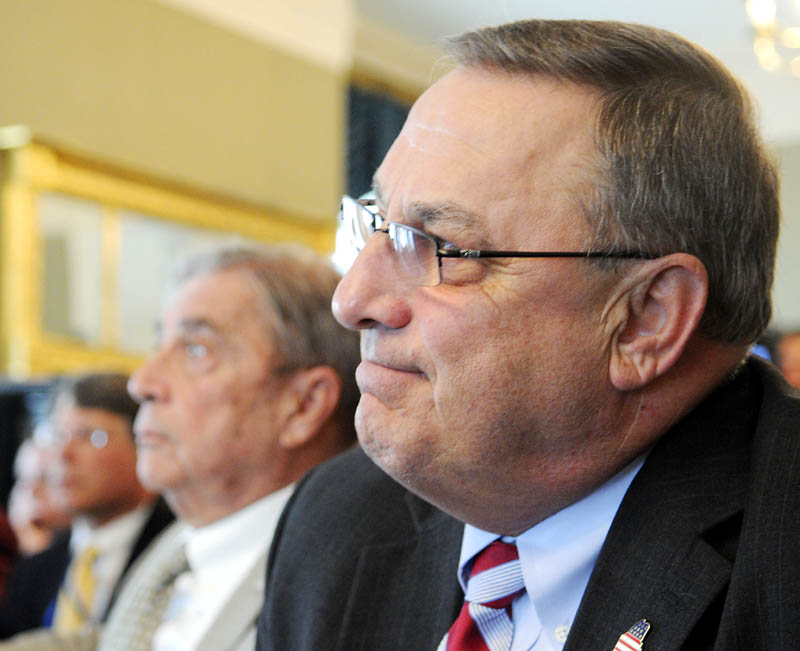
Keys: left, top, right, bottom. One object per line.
{"left": 613, "top": 619, "right": 651, "bottom": 651}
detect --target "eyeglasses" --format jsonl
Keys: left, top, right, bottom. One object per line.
{"left": 45, "top": 427, "right": 110, "bottom": 450}
{"left": 338, "top": 195, "right": 657, "bottom": 287}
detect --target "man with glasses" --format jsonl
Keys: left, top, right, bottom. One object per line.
{"left": 0, "top": 373, "right": 173, "bottom": 640}
{"left": 258, "top": 19, "right": 798, "bottom": 650}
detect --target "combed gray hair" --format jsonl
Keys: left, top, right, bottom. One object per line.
{"left": 446, "top": 19, "right": 780, "bottom": 344}
{"left": 170, "top": 241, "right": 360, "bottom": 433}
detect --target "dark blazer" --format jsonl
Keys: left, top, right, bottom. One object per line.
{"left": 0, "top": 498, "right": 173, "bottom": 639}
{"left": 257, "top": 358, "right": 800, "bottom": 650}
{"left": 0, "top": 510, "right": 18, "bottom": 601}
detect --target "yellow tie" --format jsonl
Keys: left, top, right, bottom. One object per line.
{"left": 53, "top": 545, "right": 99, "bottom": 633}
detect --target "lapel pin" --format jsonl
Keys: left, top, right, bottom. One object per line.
{"left": 613, "top": 619, "right": 650, "bottom": 651}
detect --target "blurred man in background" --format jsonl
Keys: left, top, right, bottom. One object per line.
{"left": 8, "top": 436, "right": 71, "bottom": 557}
{"left": 92, "top": 243, "right": 361, "bottom": 651}
{"left": 1, "top": 243, "right": 360, "bottom": 651}
{"left": 0, "top": 373, "right": 173, "bottom": 639}
{"left": 777, "top": 330, "right": 800, "bottom": 388}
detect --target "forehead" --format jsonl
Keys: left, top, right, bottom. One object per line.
{"left": 53, "top": 400, "right": 128, "bottom": 431}
{"left": 376, "top": 67, "right": 600, "bottom": 244}
{"left": 162, "top": 268, "right": 270, "bottom": 336}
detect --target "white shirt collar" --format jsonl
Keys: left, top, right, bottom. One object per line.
{"left": 182, "top": 484, "right": 294, "bottom": 578}
{"left": 151, "top": 485, "right": 294, "bottom": 651}
{"left": 70, "top": 503, "right": 152, "bottom": 554}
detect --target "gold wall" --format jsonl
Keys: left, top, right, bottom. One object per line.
{"left": 0, "top": 0, "right": 346, "bottom": 222}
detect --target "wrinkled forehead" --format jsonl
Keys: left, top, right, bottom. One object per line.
{"left": 160, "top": 268, "right": 271, "bottom": 335}
{"left": 398, "top": 67, "right": 599, "bottom": 173}
{"left": 376, "top": 68, "right": 600, "bottom": 246}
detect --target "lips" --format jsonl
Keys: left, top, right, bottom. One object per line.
{"left": 134, "top": 428, "right": 170, "bottom": 448}
{"left": 355, "top": 359, "right": 425, "bottom": 407}
{"left": 361, "top": 357, "right": 421, "bottom": 374}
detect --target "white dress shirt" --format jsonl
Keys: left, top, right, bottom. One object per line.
{"left": 152, "top": 485, "right": 293, "bottom": 651}
{"left": 457, "top": 455, "right": 646, "bottom": 651}
{"left": 68, "top": 504, "right": 152, "bottom": 620}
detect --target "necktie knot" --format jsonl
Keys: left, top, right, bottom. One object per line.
{"left": 465, "top": 541, "right": 525, "bottom": 610}
{"left": 440, "top": 540, "right": 526, "bottom": 651}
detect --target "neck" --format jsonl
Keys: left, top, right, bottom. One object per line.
{"left": 164, "top": 476, "right": 288, "bottom": 527}
{"left": 79, "top": 493, "right": 154, "bottom": 529}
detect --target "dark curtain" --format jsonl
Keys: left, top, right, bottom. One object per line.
{"left": 347, "top": 86, "right": 410, "bottom": 198}
{"left": 0, "top": 382, "right": 53, "bottom": 507}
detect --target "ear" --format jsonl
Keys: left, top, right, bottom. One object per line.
{"left": 278, "top": 366, "right": 342, "bottom": 449}
{"left": 608, "top": 253, "right": 708, "bottom": 391}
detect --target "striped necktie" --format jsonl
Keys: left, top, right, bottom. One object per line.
{"left": 53, "top": 545, "right": 99, "bottom": 633}
{"left": 438, "top": 541, "right": 526, "bottom": 651}
{"left": 98, "top": 541, "right": 189, "bottom": 651}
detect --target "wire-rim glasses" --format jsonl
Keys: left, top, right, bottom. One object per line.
{"left": 339, "top": 194, "right": 657, "bottom": 287}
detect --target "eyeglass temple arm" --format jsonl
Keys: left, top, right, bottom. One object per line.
{"left": 437, "top": 249, "right": 659, "bottom": 260}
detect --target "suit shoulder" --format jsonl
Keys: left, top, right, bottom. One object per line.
{"left": 301, "top": 447, "right": 405, "bottom": 504}
{"left": 283, "top": 447, "right": 417, "bottom": 543}
{"left": 0, "top": 531, "right": 71, "bottom": 637}
{"left": 8, "top": 531, "right": 70, "bottom": 578}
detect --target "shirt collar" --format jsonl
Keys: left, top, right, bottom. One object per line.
{"left": 70, "top": 502, "right": 153, "bottom": 554}
{"left": 183, "top": 484, "right": 294, "bottom": 574}
{"left": 458, "top": 453, "right": 647, "bottom": 593}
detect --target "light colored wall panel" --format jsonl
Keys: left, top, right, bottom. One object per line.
{"left": 0, "top": 0, "right": 346, "bottom": 223}
{"left": 773, "top": 140, "right": 800, "bottom": 331}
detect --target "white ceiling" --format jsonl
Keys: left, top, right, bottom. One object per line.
{"left": 356, "top": 0, "right": 800, "bottom": 145}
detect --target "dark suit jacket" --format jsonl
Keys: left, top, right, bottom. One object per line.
{"left": 0, "top": 498, "right": 173, "bottom": 639}
{"left": 257, "top": 358, "right": 800, "bottom": 650}
{"left": 0, "top": 510, "right": 18, "bottom": 602}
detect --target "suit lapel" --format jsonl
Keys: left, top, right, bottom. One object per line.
{"left": 336, "top": 493, "right": 464, "bottom": 651}
{"left": 193, "top": 552, "right": 268, "bottom": 651}
{"left": 565, "top": 366, "right": 757, "bottom": 651}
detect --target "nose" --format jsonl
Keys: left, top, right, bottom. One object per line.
{"left": 54, "top": 436, "right": 77, "bottom": 462}
{"left": 332, "top": 234, "right": 412, "bottom": 332}
{"left": 128, "top": 349, "right": 169, "bottom": 404}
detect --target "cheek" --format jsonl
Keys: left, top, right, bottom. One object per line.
{"left": 177, "top": 389, "right": 268, "bottom": 472}
{"left": 98, "top": 448, "right": 139, "bottom": 484}
{"left": 421, "top": 303, "right": 517, "bottom": 418}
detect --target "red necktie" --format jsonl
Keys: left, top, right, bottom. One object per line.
{"left": 440, "top": 540, "right": 526, "bottom": 651}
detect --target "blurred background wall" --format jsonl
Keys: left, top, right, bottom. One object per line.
{"left": 0, "top": 0, "right": 349, "bottom": 221}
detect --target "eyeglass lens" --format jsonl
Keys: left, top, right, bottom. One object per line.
{"left": 47, "top": 428, "right": 110, "bottom": 449}
{"left": 342, "top": 197, "right": 442, "bottom": 286}
{"left": 387, "top": 223, "right": 440, "bottom": 286}
{"left": 343, "top": 198, "right": 375, "bottom": 251}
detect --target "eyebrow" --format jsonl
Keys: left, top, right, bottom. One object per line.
{"left": 154, "top": 317, "right": 219, "bottom": 342}
{"left": 407, "top": 201, "right": 482, "bottom": 231}
{"left": 371, "top": 179, "right": 487, "bottom": 242}
{"left": 178, "top": 317, "right": 219, "bottom": 336}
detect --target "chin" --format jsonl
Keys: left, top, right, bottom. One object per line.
{"left": 136, "top": 461, "right": 172, "bottom": 493}
{"left": 360, "top": 434, "right": 431, "bottom": 492}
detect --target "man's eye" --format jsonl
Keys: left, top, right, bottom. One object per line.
{"left": 185, "top": 343, "right": 208, "bottom": 358}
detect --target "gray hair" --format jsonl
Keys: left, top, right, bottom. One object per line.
{"left": 171, "top": 242, "right": 360, "bottom": 434}
{"left": 446, "top": 19, "right": 780, "bottom": 343}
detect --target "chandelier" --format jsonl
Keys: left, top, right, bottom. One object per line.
{"left": 746, "top": 0, "right": 800, "bottom": 76}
